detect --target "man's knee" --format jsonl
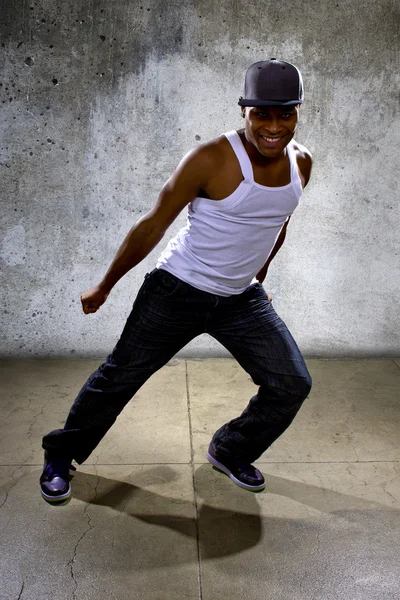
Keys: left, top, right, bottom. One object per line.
{"left": 301, "top": 371, "right": 312, "bottom": 398}
{"left": 256, "top": 367, "right": 312, "bottom": 400}
{"left": 287, "top": 371, "right": 312, "bottom": 406}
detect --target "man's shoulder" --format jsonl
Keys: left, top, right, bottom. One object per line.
{"left": 169, "top": 133, "right": 232, "bottom": 192}
{"left": 292, "top": 139, "right": 312, "bottom": 162}
{"left": 177, "top": 133, "right": 232, "bottom": 183}
{"left": 291, "top": 140, "right": 312, "bottom": 187}
{"left": 192, "top": 133, "right": 231, "bottom": 164}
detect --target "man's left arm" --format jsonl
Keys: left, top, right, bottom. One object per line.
{"left": 255, "top": 147, "right": 312, "bottom": 284}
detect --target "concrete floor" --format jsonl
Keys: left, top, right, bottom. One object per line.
{"left": 0, "top": 358, "right": 399, "bottom": 600}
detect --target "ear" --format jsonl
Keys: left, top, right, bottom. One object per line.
{"left": 239, "top": 97, "right": 245, "bottom": 118}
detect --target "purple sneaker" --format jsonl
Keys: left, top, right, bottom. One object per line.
{"left": 206, "top": 444, "right": 266, "bottom": 492}
{"left": 40, "top": 452, "right": 76, "bottom": 503}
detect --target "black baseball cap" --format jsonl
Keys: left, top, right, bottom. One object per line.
{"left": 238, "top": 59, "right": 304, "bottom": 107}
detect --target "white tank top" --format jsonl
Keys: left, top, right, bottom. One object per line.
{"left": 156, "top": 130, "right": 303, "bottom": 296}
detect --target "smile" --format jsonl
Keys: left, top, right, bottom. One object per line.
{"left": 259, "top": 134, "right": 285, "bottom": 149}
{"left": 260, "top": 135, "right": 282, "bottom": 142}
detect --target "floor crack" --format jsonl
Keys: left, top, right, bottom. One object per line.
{"left": 92, "top": 465, "right": 100, "bottom": 501}
{"left": 0, "top": 468, "right": 20, "bottom": 509}
{"left": 185, "top": 361, "right": 203, "bottom": 600}
{"left": 26, "top": 396, "right": 52, "bottom": 449}
{"left": 380, "top": 481, "right": 398, "bottom": 504}
{"left": 67, "top": 503, "right": 96, "bottom": 599}
{"left": 17, "top": 581, "right": 24, "bottom": 600}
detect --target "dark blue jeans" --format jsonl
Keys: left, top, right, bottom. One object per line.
{"left": 42, "top": 268, "right": 312, "bottom": 464}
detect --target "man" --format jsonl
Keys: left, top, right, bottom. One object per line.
{"left": 40, "top": 58, "right": 313, "bottom": 502}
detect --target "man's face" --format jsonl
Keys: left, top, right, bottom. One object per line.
{"left": 242, "top": 105, "right": 299, "bottom": 158}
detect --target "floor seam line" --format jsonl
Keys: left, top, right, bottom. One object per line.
{"left": 6, "top": 460, "right": 400, "bottom": 467}
{"left": 185, "top": 360, "right": 204, "bottom": 600}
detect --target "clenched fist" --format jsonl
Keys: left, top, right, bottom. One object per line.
{"left": 80, "top": 285, "right": 110, "bottom": 314}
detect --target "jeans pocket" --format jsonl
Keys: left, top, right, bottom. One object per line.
{"left": 148, "top": 269, "right": 182, "bottom": 297}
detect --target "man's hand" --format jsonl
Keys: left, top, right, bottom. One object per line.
{"left": 255, "top": 277, "right": 273, "bottom": 302}
{"left": 80, "top": 285, "right": 110, "bottom": 314}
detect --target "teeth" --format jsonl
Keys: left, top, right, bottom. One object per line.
{"left": 261, "top": 135, "right": 281, "bottom": 142}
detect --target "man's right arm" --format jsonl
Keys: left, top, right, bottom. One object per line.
{"left": 81, "top": 143, "right": 217, "bottom": 314}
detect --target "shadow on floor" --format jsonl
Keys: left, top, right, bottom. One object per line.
{"left": 67, "top": 464, "right": 400, "bottom": 567}
{"left": 70, "top": 466, "right": 263, "bottom": 560}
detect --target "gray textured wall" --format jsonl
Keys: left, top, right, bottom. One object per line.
{"left": 1, "top": 0, "right": 399, "bottom": 359}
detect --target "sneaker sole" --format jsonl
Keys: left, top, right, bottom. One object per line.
{"left": 40, "top": 484, "right": 71, "bottom": 503}
{"left": 206, "top": 452, "right": 266, "bottom": 492}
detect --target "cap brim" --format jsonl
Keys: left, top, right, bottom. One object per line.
{"left": 238, "top": 98, "right": 303, "bottom": 107}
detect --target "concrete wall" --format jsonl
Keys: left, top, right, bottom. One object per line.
{"left": 1, "top": 0, "right": 399, "bottom": 359}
